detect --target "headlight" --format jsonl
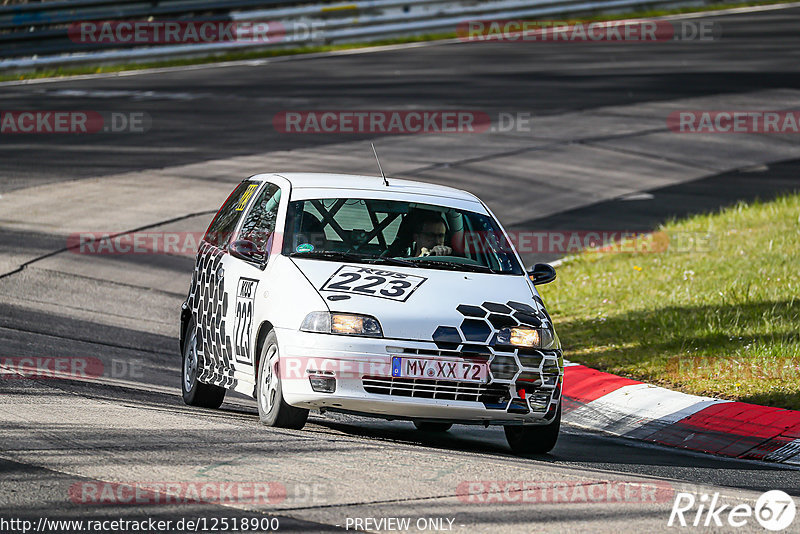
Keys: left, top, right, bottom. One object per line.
{"left": 497, "top": 326, "right": 555, "bottom": 348}
{"left": 300, "top": 312, "right": 383, "bottom": 337}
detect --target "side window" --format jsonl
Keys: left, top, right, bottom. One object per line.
{"left": 204, "top": 181, "right": 259, "bottom": 248}
{"left": 238, "top": 183, "right": 281, "bottom": 257}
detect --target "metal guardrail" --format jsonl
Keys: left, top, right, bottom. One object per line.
{"left": 0, "top": 0, "right": 708, "bottom": 70}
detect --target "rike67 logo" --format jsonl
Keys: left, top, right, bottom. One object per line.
{"left": 668, "top": 490, "right": 796, "bottom": 531}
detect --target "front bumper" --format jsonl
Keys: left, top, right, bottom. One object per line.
{"left": 275, "top": 328, "right": 562, "bottom": 425}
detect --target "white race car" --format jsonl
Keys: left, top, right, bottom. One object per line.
{"left": 180, "top": 173, "right": 563, "bottom": 454}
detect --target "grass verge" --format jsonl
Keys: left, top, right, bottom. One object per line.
{"left": 541, "top": 193, "right": 800, "bottom": 409}
{"left": 0, "top": 0, "right": 793, "bottom": 83}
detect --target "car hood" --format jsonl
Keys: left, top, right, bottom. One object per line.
{"left": 290, "top": 258, "right": 550, "bottom": 343}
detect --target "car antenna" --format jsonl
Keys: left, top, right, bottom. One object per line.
{"left": 371, "top": 142, "right": 389, "bottom": 187}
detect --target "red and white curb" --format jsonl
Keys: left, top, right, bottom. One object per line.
{"left": 561, "top": 363, "right": 800, "bottom": 465}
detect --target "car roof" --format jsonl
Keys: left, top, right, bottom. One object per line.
{"left": 255, "top": 172, "right": 481, "bottom": 203}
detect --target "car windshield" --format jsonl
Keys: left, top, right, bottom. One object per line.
{"left": 283, "top": 198, "right": 523, "bottom": 275}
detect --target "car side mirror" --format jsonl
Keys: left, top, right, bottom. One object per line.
{"left": 528, "top": 263, "right": 556, "bottom": 285}
{"left": 229, "top": 239, "right": 267, "bottom": 267}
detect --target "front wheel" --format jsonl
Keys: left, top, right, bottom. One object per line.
{"left": 504, "top": 405, "right": 561, "bottom": 455}
{"left": 256, "top": 330, "right": 309, "bottom": 429}
{"left": 182, "top": 319, "right": 226, "bottom": 408}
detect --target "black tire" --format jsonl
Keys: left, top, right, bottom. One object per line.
{"left": 256, "top": 330, "right": 309, "bottom": 430}
{"left": 181, "top": 319, "right": 226, "bottom": 409}
{"left": 414, "top": 421, "right": 453, "bottom": 432}
{"left": 504, "top": 405, "right": 561, "bottom": 455}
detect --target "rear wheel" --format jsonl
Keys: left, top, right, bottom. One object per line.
{"left": 181, "top": 320, "right": 226, "bottom": 408}
{"left": 256, "top": 330, "right": 309, "bottom": 429}
{"left": 413, "top": 422, "right": 453, "bottom": 432}
{"left": 504, "top": 405, "right": 561, "bottom": 455}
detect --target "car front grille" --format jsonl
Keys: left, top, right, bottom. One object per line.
{"left": 373, "top": 345, "right": 562, "bottom": 414}
{"left": 490, "top": 353, "right": 518, "bottom": 380}
{"left": 362, "top": 375, "right": 510, "bottom": 404}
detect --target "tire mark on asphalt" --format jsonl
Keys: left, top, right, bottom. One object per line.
{"left": 33, "top": 266, "right": 187, "bottom": 298}
{"left": 392, "top": 127, "right": 670, "bottom": 177}
{"left": 0, "top": 294, "right": 174, "bottom": 328}
{"left": 576, "top": 140, "right": 722, "bottom": 172}
{"left": 0, "top": 209, "right": 216, "bottom": 281}
{"left": 0, "top": 324, "right": 168, "bottom": 356}
{"left": 0, "top": 455, "right": 353, "bottom": 532}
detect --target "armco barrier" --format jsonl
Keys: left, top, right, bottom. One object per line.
{"left": 1, "top": 0, "right": 713, "bottom": 70}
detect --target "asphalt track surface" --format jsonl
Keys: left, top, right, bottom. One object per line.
{"left": 2, "top": 4, "right": 800, "bottom": 190}
{"left": 2, "top": 4, "right": 800, "bottom": 533}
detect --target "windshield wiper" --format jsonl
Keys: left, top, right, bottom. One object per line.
{"left": 289, "top": 251, "right": 415, "bottom": 267}
{"left": 288, "top": 251, "right": 372, "bottom": 263}
{"left": 289, "top": 252, "right": 497, "bottom": 273}
{"left": 369, "top": 256, "right": 417, "bottom": 267}
{"left": 409, "top": 259, "right": 497, "bottom": 273}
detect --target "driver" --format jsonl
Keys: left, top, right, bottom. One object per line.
{"left": 411, "top": 211, "right": 452, "bottom": 257}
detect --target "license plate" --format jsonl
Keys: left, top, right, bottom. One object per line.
{"left": 391, "top": 357, "right": 488, "bottom": 383}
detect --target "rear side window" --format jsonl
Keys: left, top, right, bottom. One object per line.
{"left": 204, "top": 181, "right": 259, "bottom": 248}
{"left": 238, "top": 183, "right": 281, "bottom": 258}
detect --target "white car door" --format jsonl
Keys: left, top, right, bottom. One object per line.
{"left": 192, "top": 179, "right": 260, "bottom": 390}
{"left": 223, "top": 181, "right": 283, "bottom": 383}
